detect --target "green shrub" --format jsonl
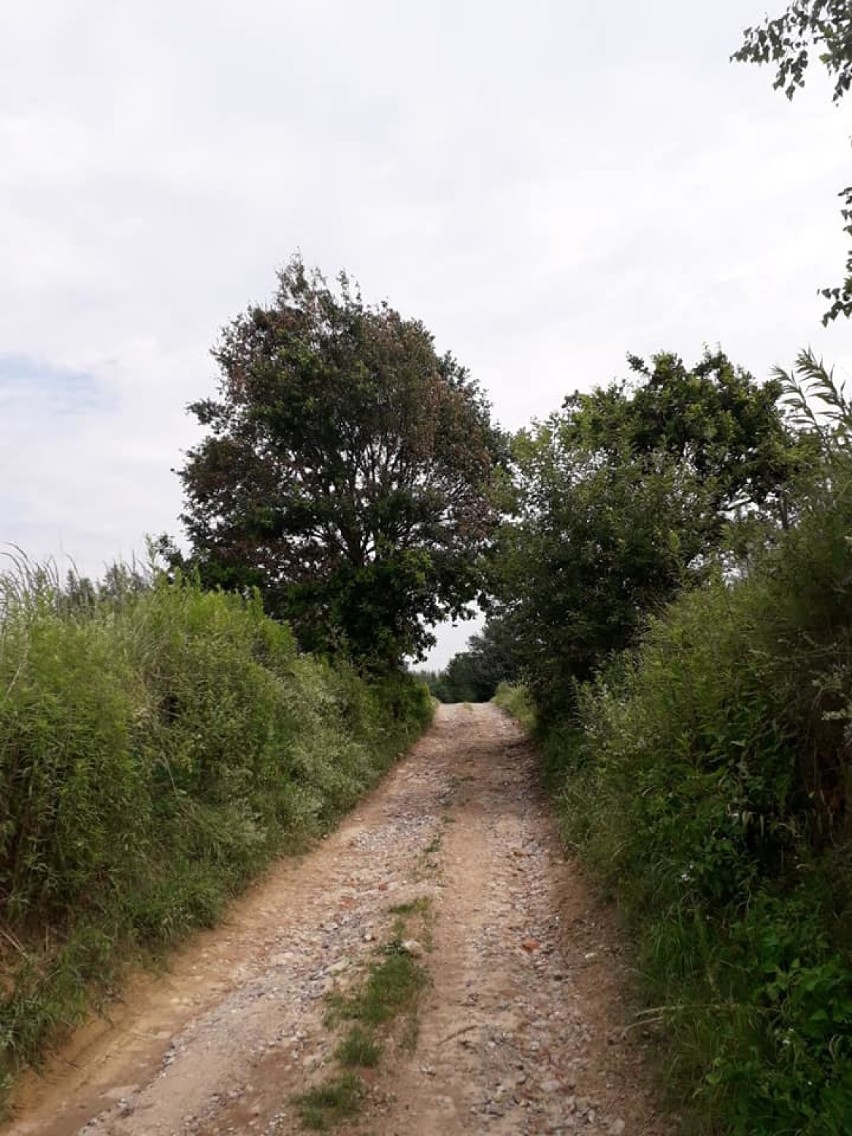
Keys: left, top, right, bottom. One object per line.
{"left": 546, "top": 479, "right": 852, "bottom": 1133}
{"left": 493, "top": 682, "right": 536, "bottom": 732}
{"left": 0, "top": 568, "right": 431, "bottom": 1100}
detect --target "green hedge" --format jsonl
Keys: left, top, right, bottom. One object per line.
{"left": 0, "top": 571, "right": 432, "bottom": 1100}
{"left": 495, "top": 465, "right": 852, "bottom": 1133}
{"left": 516, "top": 474, "right": 852, "bottom": 1135}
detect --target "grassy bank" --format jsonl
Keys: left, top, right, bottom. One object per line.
{"left": 496, "top": 478, "right": 852, "bottom": 1133}
{"left": 0, "top": 566, "right": 432, "bottom": 1103}
{"left": 493, "top": 681, "right": 535, "bottom": 733}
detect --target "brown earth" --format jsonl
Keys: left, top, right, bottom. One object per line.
{"left": 2, "top": 704, "right": 670, "bottom": 1136}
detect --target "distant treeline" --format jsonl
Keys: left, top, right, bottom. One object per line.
{"left": 415, "top": 620, "right": 518, "bottom": 703}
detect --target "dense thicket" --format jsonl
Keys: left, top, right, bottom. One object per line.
{"left": 496, "top": 358, "right": 852, "bottom": 1133}
{"left": 497, "top": 349, "right": 798, "bottom": 723}
{"left": 174, "top": 256, "right": 503, "bottom": 668}
{"left": 0, "top": 566, "right": 431, "bottom": 1099}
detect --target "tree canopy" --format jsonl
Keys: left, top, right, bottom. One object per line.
{"left": 177, "top": 257, "right": 502, "bottom": 668}
{"left": 558, "top": 350, "right": 794, "bottom": 526}
{"left": 497, "top": 350, "right": 798, "bottom": 720}
{"left": 734, "top": 1, "right": 852, "bottom": 322}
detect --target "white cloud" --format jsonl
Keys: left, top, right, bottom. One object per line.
{"left": 1, "top": 0, "right": 850, "bottom": 664}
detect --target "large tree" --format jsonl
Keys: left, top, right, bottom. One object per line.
{"left": 177, "top": 257, "right": 502, "bottom": 667}
{"left": 734, "top": 2, "right": 852, "bottom": 323}
{"left": 499, "top": 350, "right": 798, "bottom": 721}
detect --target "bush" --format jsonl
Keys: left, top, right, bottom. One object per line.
{"left": 0, "top": 567, "right": 431, "bottom": 1099}
{"left": 498, "top": 351, "right": 797, "bottom": 726}
{"left": 547, "top": 480, "right": 852, "bottom": 1134}
{"left": 492, "top": 682, "right": 536, "bottom": 732}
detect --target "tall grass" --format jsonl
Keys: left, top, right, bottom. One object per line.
{"left": 492, "top": 681, "right": 536, "bottom": 731}
{"left": 0, "top": 561, "right": 431, "bottom": 1101}
{"left": 500, "top": 358, "right": 852, "bottom": 1134}
{"left": 538, "top": 484, "right": 852, "bottom": 1133}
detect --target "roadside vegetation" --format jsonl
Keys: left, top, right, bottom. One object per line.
{"left": 0, "top": 562, "right": 431, "bottom": 1104}
{"left": 492, "top": 16, "right": 852, "bottom": 1130}
{"left": 1, "top": 251, "right": 506, "bottom": 1108}
{"left": 492, "top": 353, "right": 852, "bottom": 1134}
{"left": 1, "top": 255, "right": 498, "bottom": 1107}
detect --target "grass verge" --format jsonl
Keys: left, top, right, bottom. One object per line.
{"left": 493, "top": 681, "right": 536, "bottom": 734}
{"left": 0, "top": 564, "right": 433, "bottom": 1112}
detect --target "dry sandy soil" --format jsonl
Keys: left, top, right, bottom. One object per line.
{"left": 3, "top": 704, "right": 670, "bottom": 1136}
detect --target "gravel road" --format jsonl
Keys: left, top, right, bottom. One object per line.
{"left": 4, "top": 704, "right": 669, "bottom": 1136}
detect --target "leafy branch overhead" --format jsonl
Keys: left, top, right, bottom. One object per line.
{"left": 733, "top": 1, "right": 852, "bottom": 323}
{"left": 177, "top": 256, "right": 503, "bottom": 667}
{"left": 733, "top": 0, "right": 852, "bottom": 101}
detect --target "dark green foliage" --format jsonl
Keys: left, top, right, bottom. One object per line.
{"left": 534, "top": 441, "right": 852, "bottom": 1131}
{"left": 734, "top": 1, "right": 852, "bottom": 103}
{"left": 0, "top": 567, "right": 431, "bottom": 1099}
{"left": 175, "top": 255, "right": 503, "bottom": 669}
{"left": 556, "top": 561, "right": 852, "bottom": 1131}
{"left": 820, "top": 185, "right": 852, "bottom": 325}
{"left": 495, "top": 352, "right": 852, "bottom": 1131}
{"left": 428, "top": 653, "right": 481, "bottom": 703}
{"left": 423, "top": 616, "right": 519, "bottom": 703}
{"left": 733, "top": 2, "right": 852, "bottom": 323}
{"left": 561, "top": 350, "right": 794, "bottom": 522}
{"left": 500, "top": 349, "right": 796, "bottom": 723}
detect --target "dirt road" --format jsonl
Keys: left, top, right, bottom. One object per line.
{"left": 4, "top": 705, "right": 668, "bottom": 1136}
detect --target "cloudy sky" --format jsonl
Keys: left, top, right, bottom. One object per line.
{"left": 2, "top": 1, "right": 850, "bottom": 664}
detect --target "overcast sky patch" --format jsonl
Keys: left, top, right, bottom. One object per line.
{"left": 0, "top": 354, "right": 112, "bottom": 415}
{"left": 2, "top": 0, "right": 851, "bottom": 664}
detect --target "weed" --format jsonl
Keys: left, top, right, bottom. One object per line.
{"left": 335, "top": 1025, "right": 380, "bottom": 1068}
{"left": 294, "top": 1073, "right": 363, "bottom": 1131}
{"left": 321, "top": 911, "right": 431, "bottom": 1095}
{"left": 344, "top": 944, "right": 429, "bottom": 1028}
{"left": 302, "top": 909, "right": 431, "bottom": 1130}
{"left": 389, "top": 897, "right": 431, "bottom": 917}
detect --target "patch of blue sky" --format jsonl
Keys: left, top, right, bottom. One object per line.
{"left": 0, "top": 354, "right": 114, "bottom": 414}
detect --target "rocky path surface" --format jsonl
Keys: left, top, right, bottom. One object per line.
{"left": 4, "top": 704, "right": 668, "bottom": 1136}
